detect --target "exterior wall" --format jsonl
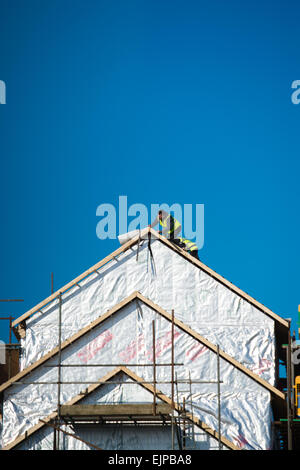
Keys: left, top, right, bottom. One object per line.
{"left": 1, "top": 240, "right": 277, "bottom": 449}
{"left": 16, "top": 424, "right": 222, "bottom": 450}
{"left": 21, "top": 240, "right": 275, "bottom": 385}
{"left": 2, "top": 301, "right": 273, "bottom": 449}
{"left": 15, "top": 373, "right": 223, "bottom": 450}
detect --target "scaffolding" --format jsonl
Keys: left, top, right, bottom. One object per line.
{"left": 1, "top": 298, "right": 296, "bottom": 450}
{"left": 3, "top": 289, "right": 224, "bottom": 451}
{"left": 0, "top": 230, "right": 296, "bottom": 450}
{"left": 272, "top": 322, "right": 300, "bottom": 450}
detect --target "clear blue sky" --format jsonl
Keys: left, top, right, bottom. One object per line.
{"left": 0, "top": 0, "right": 299, "bottom": 344}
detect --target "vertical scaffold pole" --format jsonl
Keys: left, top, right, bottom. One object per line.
{"left": 152, "top": 320, "right": 156, "bottom": 416}
{"left": 217, "top": 344, "right": 222, "bottom": 450}
{"left": 287, "top": 323, "right": 293, "bottom": 450}
{"left": 57, "top": 292, "right": 62, "bottom": 450}
{"left": 171, "top": 309, "right": 175, "bottom": 450}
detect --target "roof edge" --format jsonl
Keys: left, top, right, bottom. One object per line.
{"left": 1, "top": 291, "right": 285, "bottom": 402}
{"left": 12, "top": 228, "right": 148, "bottom": 328}
{"left": 2, "top": 365, "right": 239, "bottom": 451}
{"left": 149, "top": 228, "right": 289, "bottom": 330}
{"left": 12, "top": 227, "right": 289, "bottom": 332}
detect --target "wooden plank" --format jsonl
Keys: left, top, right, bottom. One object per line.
{"left": 0, "top": 292, "right": 138, "bottom": 394}
{"left": 2, "top": 367, "right": 123, "bottom": 450}
{"left": 2, "top": 410, "right": 58, "bottom": 450}
{"left": 60, "top": 403, "right": 172, "bottom": 416}
{"left": 2, "top": 365, "right": 239, "bottom": 451}
{"left": 1, "top": 291, "right": 286, "bottom": 403}
{"left": 150, "top": 229, "right": 289, "bottom": 329}
{"left": 12, "top": 227, "right": 289, "bottom": 331}
{"left": 40, "top": 419, "right": 102, "bottom": 450}
{"left": 137, "top": 292, "right": 285, "bottom": 401}
{"left": 119, "top": 366, "right": 240, "bottom": 450}
{"left": 11, "top": 229, "right": 147, "bottom": 328}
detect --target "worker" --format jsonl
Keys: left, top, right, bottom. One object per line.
{"left": 176, "top": 237, "right": 199, "bottom": 260}
{"left": 149, "top": 210, "right": 181, "bottom": 241}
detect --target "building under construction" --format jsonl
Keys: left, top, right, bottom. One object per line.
{"left": 0, "top": 227, "right": 299, "bottom": 450}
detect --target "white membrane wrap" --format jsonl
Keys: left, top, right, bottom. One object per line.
{"left": 2, "top": 240, "right": 276, "bottom": 450}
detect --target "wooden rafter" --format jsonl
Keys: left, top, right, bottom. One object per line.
{"left": 2, "top": 366, "right": 240, "bottom": 451}
{"left": 120, "top": 366, "right": 240, "bottom": 450}
{"left": 136, "top": 293, "right": 285, "bottom": 401}
{"left": 0, "top": 292, "right": 138, "bottom": 393}
{"left": 0, "top": 292, "right": 285, "bottom": 405}
{"left": 12, "top": 227, "right": 289, "bottom": 331}
{"left": 2, "top": 368, "right": 120, "bottom": 450}
{"left": 11, "top": 231, "right": 144, "bottom": 328}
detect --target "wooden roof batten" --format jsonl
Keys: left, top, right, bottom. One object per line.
{"left": 0, "top": 291, "right": 285, "bottom": 407}
{"left": 1, "top": 229, "right": 290, "bottom": 451}
{"left": 12, "top": 227, "right": 290, "bottom": 335}
{"left": 2, "top": 366, "right": 239, "bottom": 451}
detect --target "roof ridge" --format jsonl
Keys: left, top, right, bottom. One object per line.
{"left": 12, "top": 228, "right": 289, "bottom": 331}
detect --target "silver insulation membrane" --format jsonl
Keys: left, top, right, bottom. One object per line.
{"left": 1, "top": 239, "right": 276, "bottom": 450}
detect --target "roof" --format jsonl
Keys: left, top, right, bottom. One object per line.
{"left": 2, "top": 366, "right": 240, "bottom": 451}
{"left": 1, "top": 291, "right": 286, "bottom": 414}
{"left": 12, "top": 227, "right": 290, "bottom": 335}
{"left": 2, "top": 228, "right": 289, "bottom": 450}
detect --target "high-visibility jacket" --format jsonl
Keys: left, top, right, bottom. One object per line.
{"left": 179, "top": 237, "right": 198, "bottom": 252}
{"left": 159, "top": 214, "right": 181, "bottom": 236}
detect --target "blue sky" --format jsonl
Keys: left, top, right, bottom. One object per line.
{"left": 0, "top": 0, "right": 299, "bottom": 344}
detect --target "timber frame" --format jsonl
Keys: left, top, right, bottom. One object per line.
{"left": 2, "top": 227, "right": 290, "bottom": 450}
{"left": 0, "top": 291, "right": 286, "bottom": 415}
{"left": 12, "top": 227, "right": 289, "bottom": 336}
{"left": 2, "top": 366, "right": 240, "bottom": 451}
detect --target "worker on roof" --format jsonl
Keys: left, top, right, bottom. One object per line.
{"left": 176, "top": 237, "right": 199, "bottom": 260}
{"left": 149, "top": 210, "right": 181, "bottom": 241}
